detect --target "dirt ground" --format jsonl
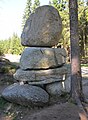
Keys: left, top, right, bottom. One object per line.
{"left": 0, "top": 85, "right": 80, "bottom": 120}
{"left": 0, "top": 58, "right": 88, "bottom": 120}
{"left": 0, "top": 92, "right": 80, "bottom": 120}
{"left": 23, "top": 102, "right": 80, "bottom": 120}
{"left": 0, "top": 102, "right": 80, "bottom": 120}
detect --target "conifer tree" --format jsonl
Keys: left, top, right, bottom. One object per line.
{"left": 22, "top": 0, "right": 32, "bottom": 27}
{"left": 22, "top": 0, "right": 40, "bottom": 28}
{"left": 69, "top": 0, "right": 83, "bottom": 102}
{"left": 32, "top": 0, "right": 40, "bottom": 12}
{"left": 50, "top": 0, "right": 67, "bottom": 11}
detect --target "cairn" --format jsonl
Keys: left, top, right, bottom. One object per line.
{"left": 2, "top": 5, "right": 67, "bottom": 107}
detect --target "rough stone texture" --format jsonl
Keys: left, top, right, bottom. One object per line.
{"left": 46, "top": 82, "right": 65, "bottom": 96}
{"left": 14, "top": 66, "right": 67, "bottom": 83}
{"left": 20, "top": 47, "right": 66, "bottom": 70}
{"left": 27, "top": 78, "right": 63, "bottom": 85}
{"left": 83, "top": 82, "right": 88, "bottom": 102}
{"left": 64, "top": 76, "right": 71, "bottom": 92}
{"left": 21, "top": 5, "right": 62, "bottom": 47}
{"left": 45, "top": 76, "right": 71, "bottom": 96}
{"left": 2, "top": 84, "right": 49, "bottom": 107}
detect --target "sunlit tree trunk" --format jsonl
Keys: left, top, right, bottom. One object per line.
{"left": 69, "top": 0, "right": 84, "bottom": 102}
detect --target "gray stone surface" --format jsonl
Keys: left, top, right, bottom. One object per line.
{"left": 20, "top": 47, "right": 66, "bottom": 70}
{"left": 27, "top": 78, "right": 63, "bottom": 85}
{"left": 83, "top": 86, "right": 88, "bottom": 98}
{"left": 2, "top": 83, "right": 49, "bottom": 107}
{"left": 21, "top": 5, "right": 62, "bottom": 47}
{"left": 83, "top": 82, "right": 88, "bottom": 101}
{"left": 64, "top": 76, "right": 71, "bottom": 92}
{"left": 14, "top": 66, "right": 67, "bottom": 83}
{"left": 27, "top": 73, "right": 67, "bottom": 85}
{"left": 46, "top": 82, "right": 64, "bottom": 96}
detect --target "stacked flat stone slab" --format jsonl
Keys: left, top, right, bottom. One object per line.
{"left": 19, "top": 47, "right": 66, "bottom": 70}
{"left": 14, "top": 66, "right": 67, "bottom": 83}
{"left": 2, "top": 5, "right": 68, "bottom": 106}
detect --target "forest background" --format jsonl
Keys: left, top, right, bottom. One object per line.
{"left": 0, "top": 0, "right": 88, "bottom": 59}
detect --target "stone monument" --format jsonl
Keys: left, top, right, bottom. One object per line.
{"left": 2, "top": 5, "right": 67, "bottom": 107}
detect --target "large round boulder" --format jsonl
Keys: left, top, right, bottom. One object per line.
{"left": 21, "top": 5, "right": 62, "bottom": 47}
{"left": 2, "top": 84, "right": 49, "bottom": 107}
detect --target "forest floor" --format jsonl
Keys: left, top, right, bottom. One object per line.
{"left": 0, "top": 56, "right": 88, "bottom": 120}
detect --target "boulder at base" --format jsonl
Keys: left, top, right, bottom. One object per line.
{"left": 2, "top": 84, "right": 49, "bottom": 107}
{"left": 46, "top": 82, "right": 65, "bottom": 96}
{"left": 21, "top": 5, "right": 62, "bottom": 47}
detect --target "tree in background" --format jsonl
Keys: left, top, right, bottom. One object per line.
{"left": 0, "top": 39, "right": 11, "bottom": 55}
{"left": 22, "top": 0, "right": 40, "bottom": 28}
{"left": 22, "top": 0, "right": 32, "bottom": 28}
{"left": 8, "top": 33, "right": 24, "bottom": 55}
{"left": 49, "top": 0, "right": 67, "bottom": 11}
{"left": 50, "top": 0, "right": 88, "bottom": 59}
{"left": 50, "top": 0, "right": 70, "bottom": 55}
{"left": 0, "top": 34, "right": 24, "bottom": 55}
{"left": 69, "top": 1, "right": 88, "bottom": 119}
{"left": 32, "top": 0, "right": 40, "bottom": 12}
{"left": 78, "top": 0, "right": 88, "bottom": 57}
{"left": 0, "top": 40, "right": 5, "bottom": 55}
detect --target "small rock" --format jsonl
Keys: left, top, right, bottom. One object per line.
{"left": 46, "top": 82, "right": 65, "bottom": 96}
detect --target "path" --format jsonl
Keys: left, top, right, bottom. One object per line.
{"left": 23, "top": 102, "right": 80, "bottom": 120}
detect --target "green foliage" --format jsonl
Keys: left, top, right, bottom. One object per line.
{"left": 0, "top": 58, "right": 18, "bottom": 74}
{"left": 0, "top": 64, "right": 17, "bottom": 74}
{"left": 50, "top": 0, "right": 67, "bottom": 11}
{"left": 32, "top": 0, "right": 40, "bottom": 12}
{"left": 50, "top": 0, "right": 70, "bottom": 49}
{"left": 81, "top": 64, "right": 88, "bottom": 67}
{"left": 0, "top": 41, "right": 4, "bottom": 55}
{"left": 60, "top": 91, "right": 70, "bottom": 100}
{"left": 0, "top": 39, "right": 10, "bottom": 55}
{"left": 0, "top": 33, "right": 24, "bottom": 55}
{"left": 0, "top": 97, "right": 8, "bottom": 109}
{"left": 22, "top": 0, "right": 40, "bottom": 28}
{"left": 78, "top": 1, "right": 88, "bottom": 57}
{"left": 50, "top": 0, "right": 88, "bottom": 57}
{"left": 0, "top": 66, "right": 10, "bottom": 73}
{"left": 22, "top": 0, "right": 32, "bottom": 27}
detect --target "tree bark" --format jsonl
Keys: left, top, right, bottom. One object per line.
{"left": 69, "top": 0, "right": 84, "bottom": 102}
{"left": 69, "top": 1, "right": 88, "bottom": 119}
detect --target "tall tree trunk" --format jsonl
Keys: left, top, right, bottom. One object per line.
{"left": 69, "top": 1, "right": 88, "bottom": 119}
{"left": 69, "top": 0, "right": 84, "bottom": 102}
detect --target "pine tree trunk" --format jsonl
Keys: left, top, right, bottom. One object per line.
{"left": 69, "top": 0, "right": 84, "bottom": 102}
{"left": 69, "top": 1, "right": 88, "bottom": 119}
